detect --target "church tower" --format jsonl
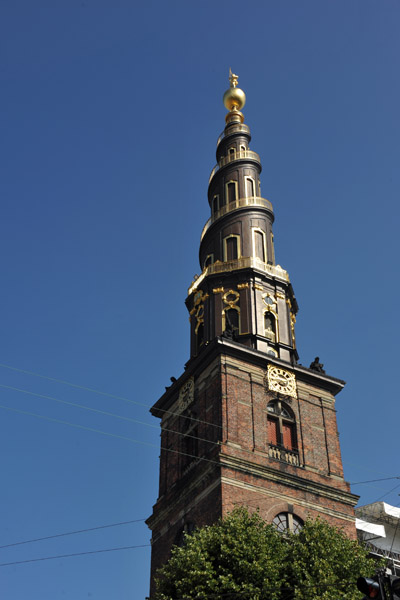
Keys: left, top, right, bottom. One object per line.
{"left": 146, "top": 74, "right": 358, "bottom": 594}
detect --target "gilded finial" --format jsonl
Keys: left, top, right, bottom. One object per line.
{"left": 229, "top": 68, "right": 239, "bottom": 88}
{"left": 223, "top": 69, "right": 246, "bottom": 123}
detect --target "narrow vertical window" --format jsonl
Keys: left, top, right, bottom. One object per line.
{"left": 181, "top": 409, "right": 199, "bottom": 474}
{"left": 254, "top": 230, "right": 265, "bottom": 262}
{"left": 226, "top": 181, "right": 237, "bottom": 204}
{"left": 282, "top": 423, "right": 295, "bottom": 451}
{"left": 212, "top": 195, "right": 219, "bottom": 214}
{"left": 226, "top": 237, "right": 238, "bottom": 261}
{"left": 229, "top": 148, "right": 235, "bottom": 157}
{"left": 204, "top": 254, "right": 214, "bottom": 269}
{"left": 268, "top": 417, "right": 279, "bottom": 446}
{"left": 196, "top": 322, "right": 204, "bottom": 353}
{"left": 270, "top": 233, "right": 275, "bottom": 265}
{"left": 246, "top": 177, "right": 255, "bottom": 198}
{"left": 223, "top": 307, "right": 240, "bottom": 338}
{"left": 264, "top": 311, "right": 276, "bottom": 342}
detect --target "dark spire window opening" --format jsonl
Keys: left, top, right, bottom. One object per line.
{"left": 224, "top": 235, "right": 240, "bottom": 261}
{"left": 254, "top": 229, "right": 266, "bottom": 262}
{"left": 264, "top": 310, "right": 277, "bottom": 342}
{"left": 180, "top": 410, "right": 199, "bottom": 473}
{"left": 212, "top": 195, "right": 220, "bottom": 214}
{"left": 204, "top": 254, "right": 214, "bottom": 270}
{"left": 226, "top": 181, "right": 237, "bottom": 205}
{"left": 223, "top": 307, "right": 240, "bottom": 338}
{"left": 174, "top": 522, "right": 196, "bottom": 547}
{"left": 246, "top": 177, "right": 255, "bottom": 199}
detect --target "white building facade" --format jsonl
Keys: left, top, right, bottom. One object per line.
{"left": 356, "top": 502, "right": 400, "bottom": 575}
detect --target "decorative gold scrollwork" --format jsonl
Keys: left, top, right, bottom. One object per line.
{"left": 222, "top": 289, "right": 240, "bottom": 308}
{"left": 290, "top": 312, "right": 296, "bottom": 348}
{"left": 191, "top": 290, "right": 208, "bottom": 334}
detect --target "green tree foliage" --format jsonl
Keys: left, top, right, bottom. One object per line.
{"left": 153, "top": 507, "right": 377, "bottom": 600}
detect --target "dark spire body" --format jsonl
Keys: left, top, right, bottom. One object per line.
{"left": 186, "top": 90, "right": 298, "bottom": 363}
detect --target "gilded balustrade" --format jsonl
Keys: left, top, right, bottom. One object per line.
{"left": 209, "top": 149, "right": 261, "bottom": 184}
{"left": 216, "top": 123, "right": 250, "bottom": 146}
{"left": 188, "top": 257, "right": 289, "bottom": 296}
{"left": 201, "top": 196, "right": 273, "bottom": 241}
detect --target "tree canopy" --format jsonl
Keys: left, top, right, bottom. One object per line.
{"left": 153, "top": 507, "right": 377, "bottom": 600}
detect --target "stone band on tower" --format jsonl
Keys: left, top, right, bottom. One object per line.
{"left": 146, "top": 74, "right": 358, "bottom": 597}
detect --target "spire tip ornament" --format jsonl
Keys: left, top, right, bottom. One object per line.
{"left": 223, "top": 69, "right": 246, "bottom": 124}
{"left": 229, "top": 67, "right": 239, "bottom": 88}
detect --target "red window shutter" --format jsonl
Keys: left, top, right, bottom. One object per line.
{"left": 268, "top": 418, "right": 278, "bottom": 446}
{"left": 282, "top": 423, "right": 295, "bottom": 450}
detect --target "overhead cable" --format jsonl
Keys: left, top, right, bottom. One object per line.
{"left": 0, "top": 518, "right": 146, "bottom": 550}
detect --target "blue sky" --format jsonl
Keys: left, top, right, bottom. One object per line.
{"left": 1, "top": 1, "right": 399, "bottom": 598}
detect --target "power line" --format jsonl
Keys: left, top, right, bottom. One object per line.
{"left": 0, "top": 518, "right": 146, "bottom": 550}
{"left": 0, "top": 403, "right": 223, "bottom": 469}
{"left": 0, "top": 403, "right": 161, "bottom": 447}
{"left": 375, "top": 482, "right": 400, "bottom": 502}
{"left": 0, "top": 362, "right": 222, "bottom": 430}
{"left": 2, "top": 400, "right": 400, "bottom": 504}
{"left": 0, "top": 361, "right": 396, "bottom": 489}
{"left": 351, "top": 476, "right": 400, "bottom": 485}
{"left": 0, "top": 383, "right": 219, "bottom": 448}
{"left": 0, "top": 544, "right": 151, "bottom": 567}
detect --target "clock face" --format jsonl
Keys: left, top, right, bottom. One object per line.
{"left": 267, "top": 365, "right": 297, "bottom": 398}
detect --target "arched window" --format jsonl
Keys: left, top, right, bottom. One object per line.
{"left": 245, "top": 177, "right": 255, "bottom": 199}
{"left": 267, "top": 400, "right": 297, "bottom": 452}
{"left": 264, "top": 311, "right": 277, "bottom": 342}
{"left": 196, "top": 322, "right": 204, "bottom": 351}
{"left": 212, "top": 195, "right": 219, "bottom": 214}
{"left": 273, "top": 512, "right": 303, "bottom": 534}
{"left": 226, "top": 181, "right": 237, "bottom": 205}
{"left": 224, "top": 235, "right": 240, "bottom": 261}
{"left": 228, "top": 147, "right": 235, "bottom": 158}
{"left": 194, "top": 302, "right": 205, "bottom": 352}
{"left": 223, "top": 307, "right": 240, "bottom": 338}
{"left": 253, "top": 228, "right": 266, "bottom": 262}
{"left": 226, "top": 237, "right": 238, "bottom": 260}
{"left": 270, "top": 233, "right": 275, "bottom": 265}
{"left": 204, "top": 254, "right": 214, "bottom": 269}
{"left": 175, "top": 522, "right": 196, "bottom": 547}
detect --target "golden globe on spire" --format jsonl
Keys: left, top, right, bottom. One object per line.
{"left": 223, "top": 68, "right": 246, "bottom": 123}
